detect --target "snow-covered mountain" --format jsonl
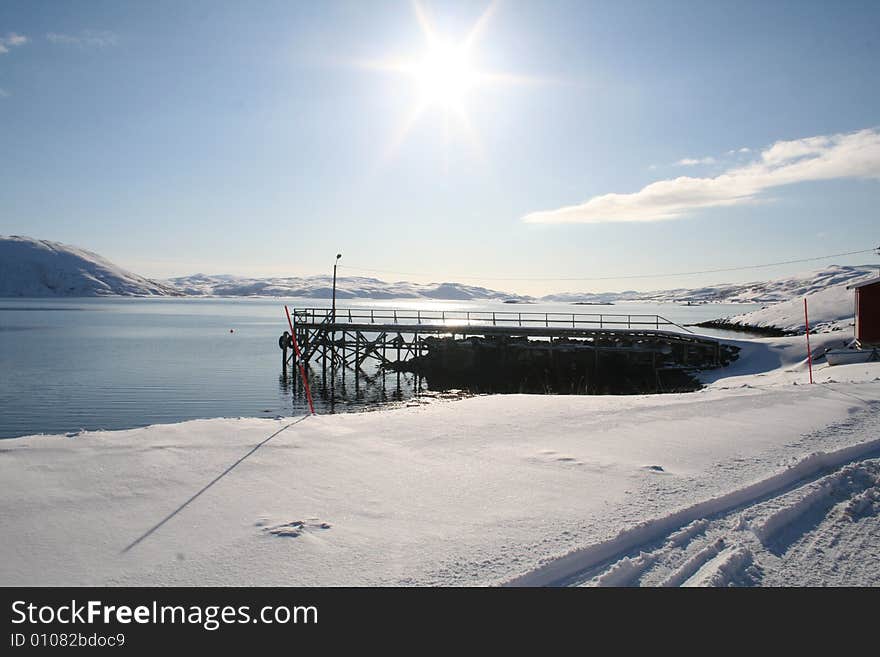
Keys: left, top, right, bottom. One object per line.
{"left": 0, "top": 236, "right": 528, "bottom": 300}
{"left": 543, "top": 265, "right": 879, "bottom": 305}
{"left": 0, "top": 236, "right": 179, "bottom": 297}
{"left": 166, "top": 273, "right": 530, "bottom": 301}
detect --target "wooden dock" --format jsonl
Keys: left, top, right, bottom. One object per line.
{"left": 281, "top": 307, "right": 729, "bottom": 381}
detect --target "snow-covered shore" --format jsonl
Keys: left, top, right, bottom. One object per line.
{"left": 2, "top": 332, "right": 879, "bottom": 586}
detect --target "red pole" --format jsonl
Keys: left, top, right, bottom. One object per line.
{"left": 285, "top": 305, "right": 316, "bottom": 415}
{"left": 804, "top": 298, "right": 814, "bottom": 385}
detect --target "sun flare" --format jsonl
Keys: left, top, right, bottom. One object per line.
{"left": 357, "top": 1, "right": 549, "bottom": 162}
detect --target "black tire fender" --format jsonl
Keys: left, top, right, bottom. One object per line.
{"left": 279, "top": 332, "right": 291, "bottom": 350}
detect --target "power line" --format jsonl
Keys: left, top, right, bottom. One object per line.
{"left": 338, "top": 247, "right": 878, "bottom": 283}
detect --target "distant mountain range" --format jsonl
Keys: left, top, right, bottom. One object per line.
{"left": 544, "top": 264, "right": 878, "bottom": 305}
{"left": 167, "top": 273, "right": 527, "bottom": 301}
{"left": 169, "top": 266, "right": 879, "bottom": 304}
{"left": 1, "top": 236, "right": 876, "bottom": 308}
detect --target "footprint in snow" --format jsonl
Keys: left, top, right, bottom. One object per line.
{"left": 257, "top": 518, "right": 332, "bottom": 538}
{"left": 530, "top": 451, "right": 585, "bottom": 467}
{"left": 552, "top": 455, "right": 585, "bottom": 466}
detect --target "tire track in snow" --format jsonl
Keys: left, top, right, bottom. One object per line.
{"left": 681, "top": 546, "right": 754, "bottom": 587}
{"left": 587, "top": 459, "right": 880, "bottom": 586}
{"left": 660, "top": 538, "right": 725, "bottom": 587}
{"left": 760, "top": 466, "right": 880, "bottom": 586}
{"left": 505, "top": 433, "right": 880, "bottom": 587}
{"left": 747, "top": 461, "right": 880, "bottom": 548}
{"left": 580, "top": 463, "right": 879, "bottom": 587}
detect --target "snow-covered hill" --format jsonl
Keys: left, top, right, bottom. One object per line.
{"left": 0, "top": 236, "right": 179, "bottom": 297}
{"left": 167, "top": 273, "right": 530, "bottom": 301}
{"left": 544, "top": 265, "right": 878, "bottom": 305}
{"left": 716, "top": 279, "right": 870, "bottom": 334}
{"left": 705, "top": 266, "right": 879, "bottom": 334}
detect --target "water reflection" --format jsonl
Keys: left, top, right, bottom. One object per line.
{"left": 278, "top": 360, "right": 429, "bottom": 416}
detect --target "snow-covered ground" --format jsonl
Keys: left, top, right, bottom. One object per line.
{"left": 2, "top": 329, "right": 879, "bottom": 586}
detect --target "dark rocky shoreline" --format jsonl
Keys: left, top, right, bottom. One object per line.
{"left": 385, "top": 334, "right": 739, "bottom": 396}
{"left": 693, "top": 320, "right": 796, "bottom": 337}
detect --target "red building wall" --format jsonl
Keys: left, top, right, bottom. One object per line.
{"left": 856, "top": 282, "right": 880, "bottom": 344}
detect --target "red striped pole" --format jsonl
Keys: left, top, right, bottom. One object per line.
{"left": 285, "top": 305, "right": 316, "bottom": 415}
{"left": 804, "top": 298, "right": 814, "bottom": 385}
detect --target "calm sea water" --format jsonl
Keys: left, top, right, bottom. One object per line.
{"left": 0, "top": 297, "right": 761, "bottom": 439}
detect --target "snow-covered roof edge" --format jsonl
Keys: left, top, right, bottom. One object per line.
{"left": 847, "top": 276, "right": 880, "bottom": 290}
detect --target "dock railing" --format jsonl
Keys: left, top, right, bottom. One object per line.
{"left": 291, "top": 307, "right": 693, "bottom": 333}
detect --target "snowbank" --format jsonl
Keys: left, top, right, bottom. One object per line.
{"left": 699, "top": 331, "right": 871, "bottom": 388}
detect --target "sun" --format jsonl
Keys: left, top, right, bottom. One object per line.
{"left": 358, "top": 1, "right": 500, "bottom": 119}
{"left": 412, "top": 42, "right": 476, "bottom": 110}
{"left": 356, "top": 1, "right": 550, "bottom": 162}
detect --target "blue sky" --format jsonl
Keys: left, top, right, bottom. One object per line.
{"left": 1, "top": 0, "right": 878, "bottom": 295}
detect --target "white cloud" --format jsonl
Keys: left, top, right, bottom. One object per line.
{"left": 522, "top": 128, "right": 880, "bottom": 224}
{"left": 0, "top": 32, "right": 28, "bottom": 54}
{"left": 46, "top": 30, "right": 118, "bottom": 48}
{"left": 676, "top": 156, "right": 716, "bottom": 166}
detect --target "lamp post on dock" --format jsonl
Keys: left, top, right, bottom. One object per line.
{"left": 331, "top": 253, "right": 342, "bottom": 322}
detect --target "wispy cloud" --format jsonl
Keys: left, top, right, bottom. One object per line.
{"left": 676, "top": 156, "right": 716, "bottom": 166}
{"left": 0, "top": 32, "right": 28, "bottom": 54}
{"left": 46, "top": 30, "right": 118, "bottom": 48}
{"left": 0, "top": 88, "right": 9, "bottom": 98}
{"left": 523, "top": 128, "right": 880, "bottom": 224}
